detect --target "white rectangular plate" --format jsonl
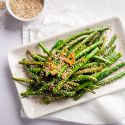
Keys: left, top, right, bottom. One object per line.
{"left": 8, "top": 17, "right": 125, "bottom": 119}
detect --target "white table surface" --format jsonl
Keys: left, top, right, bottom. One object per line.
{"left": 0, "top": 0, "right": 125, "bottom": 125}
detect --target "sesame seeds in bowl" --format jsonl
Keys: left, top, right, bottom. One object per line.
{"left": 6, "top": 0, "right": 44, "bottom": 22}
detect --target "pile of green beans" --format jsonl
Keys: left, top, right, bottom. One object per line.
{"left": 12, "top": 26, "right": 125, "bottom": 104}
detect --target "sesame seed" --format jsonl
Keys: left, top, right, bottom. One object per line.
{"left": 10, "top": 0, "right": 43, "bottom": 19}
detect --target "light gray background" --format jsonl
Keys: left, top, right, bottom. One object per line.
{"left": 0, "top": 0, "right": 125, "bottom": 125}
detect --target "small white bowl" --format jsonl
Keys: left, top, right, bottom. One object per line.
{"left": 5, "top": 0, "right": 44, "bottom": 22}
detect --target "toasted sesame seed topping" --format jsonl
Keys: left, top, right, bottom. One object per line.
{"left": 10, "top": 0, "right": 43, "bottom": 19}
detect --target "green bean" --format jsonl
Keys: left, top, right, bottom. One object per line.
{"left": 105, "top": 34, "right": 117, "bottom": 49}
{"left": 71, "top": 75, "right": 97, "bottom": 82}
{"left": 76, "top": 81, "right": 92, "bottom": 91}
{"left": 37, "top": 54, "right": 47, "bottom": 59}
{"left": 19, "top": 60, "right": 43, "bottom": 65}
{"left": 21, "top": 91, "right": 36, "bottom": 97}
{"left": 12, "top": 77, "right": 35, "bottom": 84}
{"left": 75, "top": 41, "right": 103, "bottom": 59}
{"left": 21, "top": 83, "right": 50, "bottom": 97}
{"left": 61, "top": 35, "right": 89, "bottom": 54}
{"left": 75, "top": 45, "right": 86, "bottom": 55}
{"left": 42, "top": 94, "right": 64, "bottom": 104}
{"left": 27, "top": 50, "right": 45, "bottom": 61}
{"left": 95, "top": 62, "right": 125, "bottom": 80}
{"left": 110, "top": 52, "right": 122, "bottom": 64}
{"left": 74, "top": 66, "right": 103, "bottom": 75}
{"left": 66, "top": 81, "right": 79, "bottom": 87}
{"left": 90, "top": 84, "right": 100, "bottom": 89}
{"left": 66, "top": 31, "right": 99, "bottom": 56}
{"left": 52, "top": 40, "right": 64, "bottom": 50}
{"left": 31, "top": 67, "right": 41, "bottom": 74}
{"left": 98, "top": 34, "right": 117, "bottom": 55}
{"left": 39, "top": 42, "right": 50, "bottom": 55}
{"left": 59, "top": 90, "right": 76, "bottom": 97}
{"left": 107, "top": 44, "right": 116, "bottom": 56}
{"left": 82, "top": 62, "right": 99, "bottom": 68}
{"left": 107, "top": 51, "right": 117, "bottom": 60}
{"left": 25, "top": 65, "right": 41, "bottom": 83}
{"left": 98, "top": 30, "right": 107, "bottom": 42}
{"left": 97, "top": 71, "right": 125, "bottom": 86}
{"left": 93, "top": 56, "right": 111, "bottom": 64}
{"left": 84, "top": 47, "right": 99, "bottom": 62}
